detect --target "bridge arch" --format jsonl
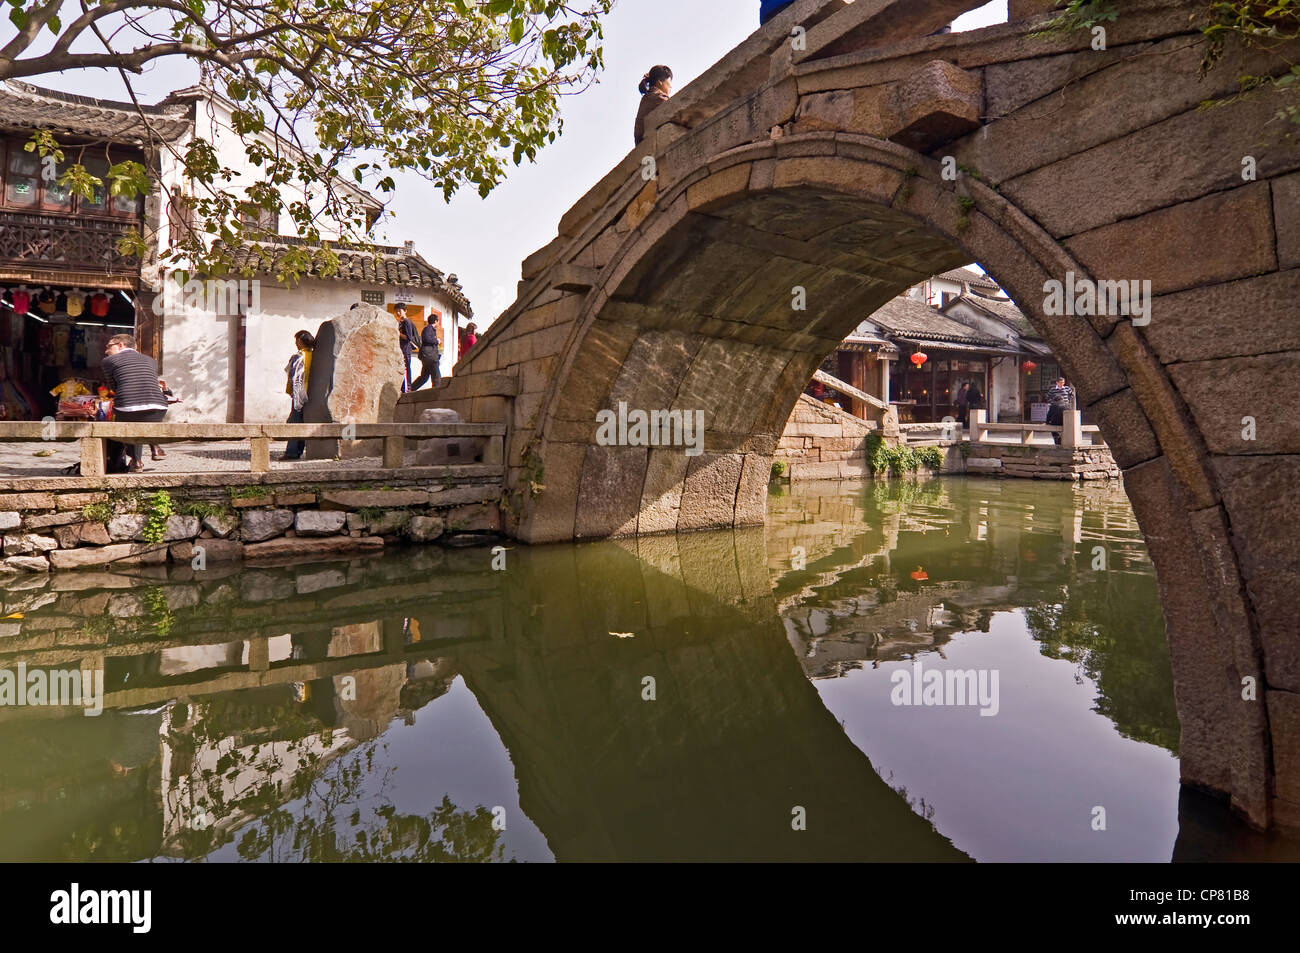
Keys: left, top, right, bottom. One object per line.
{"left": 511, "top": 136, "right": 1268, "bottom": 831}
{"left": 401, "top": 4, "right": 1299, "bottom": 830}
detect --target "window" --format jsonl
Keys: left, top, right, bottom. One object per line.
{"left": 0, "top": 142, "right": 143, "bottom": 217}
{"left": 6, "top": 147, "right": 39, "bottom": 207}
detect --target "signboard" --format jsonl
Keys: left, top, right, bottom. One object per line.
{"left": 1030, "top": 403, "right": 1049, "bottom": 423}
{"left": 392, "top": 289, "right": 415, "bottom": 304}
{"left": 360, "top": 291, "right": 384, "bottom": 305}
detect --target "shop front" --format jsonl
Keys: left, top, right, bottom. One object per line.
{"left": 889, "top": 339, "right": 1020, "bottom": 424}
{"left": 0, "top": 137, "right": 148, "bottom": 421}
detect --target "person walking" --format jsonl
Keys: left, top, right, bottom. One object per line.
{"left": 634, "top": 65, "right": 673, "bottom": 145}
{"left": 395, "top": 304, "right": 419, "bottom": 393}
{"left": 955, "top": 382, "right": 970, "bottom": 427}
{"left": 1045, "top": 376, "right": 1075, "bottom": 444}
{"left": 760, "top": 0, "right": 795, "bottom": 24}
{"left": 282, "top": 330, "right": 315, "bottom": 460}
{"left": 409, "top": 314, "right": 442, "bottom": 390}
{"left": 101, "top": 334, "right": 167, "bottom": 472}
{"left": 459, "top": 322, "right": 478, "bottom": 360}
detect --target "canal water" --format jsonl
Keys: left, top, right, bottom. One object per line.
{"left": 0, "top": 476, "right": 1292, "bottom": 862}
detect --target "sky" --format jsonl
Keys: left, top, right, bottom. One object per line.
{"left": 7, "top": 0, "right": 1009, "bottom": 328}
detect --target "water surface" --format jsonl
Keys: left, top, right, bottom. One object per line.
{"left": 0, "top": 476, "right": 1290, "bottom": 861}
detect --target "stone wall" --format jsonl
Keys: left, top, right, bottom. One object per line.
{"left": 965, "top": 443, "right": 1120, "bottom": 480}
{"left": 0, "top": 474, "right": 504, "bottom": 575}
{"left": 775, "top": 394, "right": 878, "bottom": 480}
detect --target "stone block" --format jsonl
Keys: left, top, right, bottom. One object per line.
{"left": 203, "top": 513, "right": 240, "bottom": 538}
{"left": 275, "top": 492, "right": 317, "bottom": 507}
{"left": 321, "top": 490, "right": 429, "bottom": 510}
{"left": 0, "top": 493, "right": 55, "bottom": 510}
{"left": 107, "top": 514, "right": 145, "bottom": 541}
{"left": 1065, "top": 184, "right": 1278, "bottom": 296}
{"left": 408, "top": 516, "right": 446, "bottom": 543}
{"left": 164, "top": 516, "right": 201, "bottom": 541}
{"left": 677, "top": 452, "right": 743, "bottom": 532}
{"left": 24, "top": 512, "right": 81, "bottom": 529}
{"left": 243, "top": 535, "right": 385, "bottom": 561}
{"left": 240, "top": 508, "right": 296, "bottom": 542}
{"left": 447, "top": 503, "right": 503, "bottom": 534}
{"left": 302, "top": 304, "right": 405, "bottom": 461}
{"left": 1171, "top": 353, "right": 1300, "bottom": 455}
{"left": 55, "top": 492, "right": 107, "bottom": 511}
{"left": 4, "top": 533, "right": 58, "bottom": 554}
{"left": 295, "top": 510, "right": 348, "bottom": 536}
{"left": 1275, "top": 171, "right": 1300, "bottom": 270}
{"left": 0, "top": 512, "right": 19, "bottom": 531}
{"left": 4, "top": 555, "right": 49, "bottom": 573}
{"left": 53, "top": 522, "right": 112, "bottom": 548}
{"left": 170, "top": 539, "right": 244, "bottom": 564}
{"left": 888, "top": 59, "right": 983, "bottom": 152}
{"left": 48, "top": 542, "right": 166, "bottom": 569}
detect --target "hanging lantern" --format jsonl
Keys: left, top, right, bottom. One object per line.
{"left": 1023, "top": 359, "right": 1038, "bottom": 375}
{"left": 910, "top": 350, "right": 928, "bottom": 369}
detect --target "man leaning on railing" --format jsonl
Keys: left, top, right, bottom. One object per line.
{"left": 1044, "top": 377, "right": 1075, "bottom": 445}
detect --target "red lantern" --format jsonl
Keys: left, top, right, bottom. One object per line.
{"left": 1023, "top": 359, "right": 1038, "bottom": 374}
{"left": 909, "top": 351, "right": 928, "bottom": 369}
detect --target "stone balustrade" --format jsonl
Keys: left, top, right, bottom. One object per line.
{"left": 0, "top": 421, "right": 506, "bottom": 476}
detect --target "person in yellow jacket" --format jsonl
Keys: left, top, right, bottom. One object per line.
{"left": 282, "top": 330, "right": 315, "bottom": 460}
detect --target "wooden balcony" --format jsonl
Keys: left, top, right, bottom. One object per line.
{"left": 0, "top": 209, "right": 141, "bottom": 279}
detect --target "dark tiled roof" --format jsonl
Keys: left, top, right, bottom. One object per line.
{"left": 935, "top": 266, "right": 1000, "bottom": 291}
{"left": 945, "top": 292, "right": 1039, "bottom": 340}
{"left": 866, "top": 296, "right": 1003, "bottom": 346}
{"left": 224, "top": 241, "right": 472, "bottom": 316}
{"left": 0, "top": 80, "right": 192, "bottom": 143}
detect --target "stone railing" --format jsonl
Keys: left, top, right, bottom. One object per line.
{"left": 970, "top": 409, "right": 1103, "bottom": 449}
{"left": 0, "top": 421, "right": 506, "bottom": 476}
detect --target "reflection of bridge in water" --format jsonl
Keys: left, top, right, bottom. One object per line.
{"left": 0, "top": 480, "right": 1292, "bottom": 860}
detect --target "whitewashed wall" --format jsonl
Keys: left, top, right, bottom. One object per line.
{"left": 162, "top": 278, "right": 462, "bottom": 422}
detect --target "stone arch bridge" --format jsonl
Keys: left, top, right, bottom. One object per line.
{"left": 398, "top": 0, "right": 1300, "bottom": 830}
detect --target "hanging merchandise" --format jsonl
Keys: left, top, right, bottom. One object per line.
{"left": 11, "top": 287, "right": 31, "bottom": 315}
{"left": 89, "top": 291, "right": 110, "bottom": 317}
{"left": 85, "top": 327, "right": 110, "bottom": 368}
{"left": 65, "top": 289, "right": 84, "bottom": 318}
{"left": 36, "top": 288, "right": 57, "bottom": 314}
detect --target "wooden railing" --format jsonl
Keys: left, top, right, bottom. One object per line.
{"left": 0, "top": 422, "right": 506, "bottom": 475}
{"left": 969, "top": 410, "right": 1104, "bottom": 449}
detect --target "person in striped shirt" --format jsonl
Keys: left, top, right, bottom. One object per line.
{"left": 102, "top": 334, "right": 168, "bottom": 472}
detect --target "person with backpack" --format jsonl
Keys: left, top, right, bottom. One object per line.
{"left": 409, "top": 314, "right": 442, "bottom": 390}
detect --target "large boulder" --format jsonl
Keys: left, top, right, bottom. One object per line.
{"left": 304, "top": 304, "right": 405, "bottom": 460}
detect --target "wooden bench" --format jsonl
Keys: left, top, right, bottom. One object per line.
{"left": 0, "top": 422, "right": 507, "bottom": 475}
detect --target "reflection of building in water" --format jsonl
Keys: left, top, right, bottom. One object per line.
{"left": 769, "top": 479, "right": 1158, "bottom": 685}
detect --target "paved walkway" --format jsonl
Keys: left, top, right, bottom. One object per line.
{"left": 0, "top": 440, "right": 396, "bottom": 477}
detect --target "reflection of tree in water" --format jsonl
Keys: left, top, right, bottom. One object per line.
{"left": 1023, "top": 567, "right": 1178, "bottom": 754}
{"left": 165, "top": 698, "right": 507, "bottom": 863}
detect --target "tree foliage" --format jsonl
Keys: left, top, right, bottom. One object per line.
{"left": 0, "top": 0, "right": 613, "bottom": 279}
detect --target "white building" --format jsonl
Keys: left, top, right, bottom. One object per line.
{"left": 147, "top": 85, "right": 473, "bottom": 423}
{"left": 908, "top": 266, "right": 1006, "bottom": 309}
